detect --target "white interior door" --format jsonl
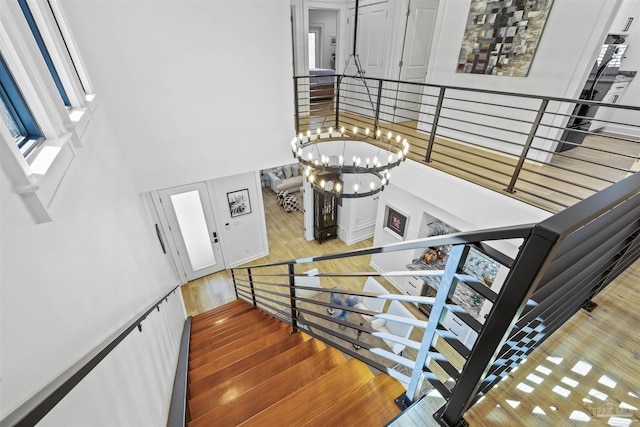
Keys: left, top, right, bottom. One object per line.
{"left": 392, "top": 0, "right": 438, "bottom": 122}
{"left": 344, "top": 2, "right": 389, "bottom": 115}
{"left": 157, "top": 183, "right": 224, "bottom": 281}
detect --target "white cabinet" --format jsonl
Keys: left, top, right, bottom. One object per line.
{"left": 441, "top": 310, "right": 478, "bottom": 350}
{"left": 392, "top": 275, "right": 423, "bottom": 299}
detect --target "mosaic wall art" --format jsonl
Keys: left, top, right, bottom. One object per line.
{"left": 456, "top": 0, "right": 554, "bottom": 76}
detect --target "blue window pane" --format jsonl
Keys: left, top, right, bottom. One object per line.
{"left": 18, "top": 0, "right": 71, "bottom": 107}
{"left": 0, "top": 53, "right": 42, "bottom": 153}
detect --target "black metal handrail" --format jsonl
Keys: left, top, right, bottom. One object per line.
{"left": 295, "top": 74, "right": 640, "bottom": 213}
{"left": 231, "top": 172, "right": 639, "bottom": 426}
{"left": 0, "top": 285, "right": 181, "bottom": 427}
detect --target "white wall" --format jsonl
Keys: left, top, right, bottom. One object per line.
{"left": 371, "top": 160, "right": 551, "bottom": 287}
{"left": 426, "top": 0, "right": 620, "bottom": 98}
{"left": 0, "top": 106, "right": 182, "bottom": 420}
{"left": 417, "top": 0, "right": 624, "bottom": 160}
{"left": 61, "top": 0, "right": 296, "bottom": 194}
{"left": 309, "top": 9, "right": 338, "bottom": 69}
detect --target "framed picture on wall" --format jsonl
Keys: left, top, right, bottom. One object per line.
{"left": 227, "top": 188, "right": 252, "bottom": 217}
{"left": 384, "top": 205, "right": 408, "bottom": 240}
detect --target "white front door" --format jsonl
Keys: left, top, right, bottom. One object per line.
{"left": 157, "top": 183, "right": 225, "bottom": 281}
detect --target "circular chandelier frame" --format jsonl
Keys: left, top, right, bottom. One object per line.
{"left": 291, "top": 126, "right": 410, "bottom": 198}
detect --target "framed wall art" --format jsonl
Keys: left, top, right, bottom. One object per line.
{"left": 227, "top": 188, "right": 252, "bottom": 217}
{"left": 384, "top": 205, "right": 409, "bottom": 240}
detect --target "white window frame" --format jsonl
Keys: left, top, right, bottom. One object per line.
{"left": 0, "top": 0, "right": 97, "bottom": 223}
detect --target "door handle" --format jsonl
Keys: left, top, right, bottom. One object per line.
{"left": 212, "top": 231, "right": 218, "bottom": 243}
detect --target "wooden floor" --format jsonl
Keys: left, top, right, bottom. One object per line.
{"left": 300, "top": 106, "right": 640, "bottom": 213}
{"left": 181, "top": 189, "right": 640, "bottom": 426}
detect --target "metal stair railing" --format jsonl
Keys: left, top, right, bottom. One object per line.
{"left": 231, "top": 172, "right": 639, "bottom": 426}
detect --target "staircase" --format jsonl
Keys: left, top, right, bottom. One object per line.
{"left": 186, "top": 300, "right": 405, "bottom": 426}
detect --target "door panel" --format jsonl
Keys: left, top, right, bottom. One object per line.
{"left": 158, "top": 182, "right": 224, "bottom": 281}
{"left": 394, "top": 1, "right": 438, "bottom": 120}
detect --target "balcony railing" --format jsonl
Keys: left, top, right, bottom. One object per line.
{"left": 294, "top": 74, "right": 640, "bottom": 213}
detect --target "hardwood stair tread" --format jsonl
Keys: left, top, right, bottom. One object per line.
{"left": 188, "top": 332, "right": 313, "bottom": 398}
{"left": 189, "top": 315, "right": 282, "bottom": 356}
{"left": 191, "top": 299, "right": 243, "bottom": 320}
{"left": 237, "top": 358, "right": 374, "bottom": 426}
{"left": 191, "top": 299, "right": 249, "bottom": 323}
{"left": 188, "top": 346, "right": 347, "bottom": 427}
{"left": 189, "top": 338, "right": 327, "bottom": 419}
{"left": 188, "top": 326, "right": 293, "bottom": 383}
{"left": 191, "top": 303, "right": 255, "bottom": 332}
{"left": 189, "top": 321, "right": 286, "bottom": 366}
{"left": 190, "top": 309, "right": 269, "bottom": 341}
{"left": 301, "top": 374, "right": 405, "bottom": 427}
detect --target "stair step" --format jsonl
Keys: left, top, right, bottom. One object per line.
{"left": 188, "top": 326, "right": 292, "bottom": 383}
{"left": 189, "top": 315, "right": 281, "bottom": 357}
{"left": 237, "top": 358, "right": 374, "bottom": 426}
{"left": 189, "top": 321, "right": 286, "bottom": 367}
{"left": 190, "top": 310, "right": 268, "bottom": 344}
{"left": 301, "top": 374, "right": 404, "bottom": 426}
{"left": 188, "top": 332, "right": 312, "bottom": 398}
{"left": 188, "top": 338, "right": 326, "bottom": 419}
{"left": 188, "top": 347, "right": 347, "bottom": 427}
{"left": 191, "top": 299, "right": 244, "bottom": 320}
{"left": 191, "top": 302, "right": 254, "bottom": 332}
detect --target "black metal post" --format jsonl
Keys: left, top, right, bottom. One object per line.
{"left": 288, "top": 263, "right": 299, "bottom": 334}
{"left": 248, "top": 268, "right": 256, "bottom": 308}
{"left": 506, "top": 99, "right": 549, "bottom": 193}
{"left": 426, "top": 87, "right": 445, "bottom": 162}
{"left": 374, "top": 79, "right": 383, "bottom": 133}
{"left": 231, "top": 269, "right": 238, "bottom": 300}
{"left": 352, "top": 0, "right": 359, "bottom": 57}
{"left": 335, "top": 76, "right": 341, "bottom": 128}
{"left": 434, "top": 225, "right": 560, "bottom": 426}
{"left": 293, "top": 77, "right": 300, "bottom": 132}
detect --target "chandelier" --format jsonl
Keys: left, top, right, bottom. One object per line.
{"left": 290, "top": 126, "right": 409, "bottom": 198}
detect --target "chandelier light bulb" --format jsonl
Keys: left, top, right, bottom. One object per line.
{"left": 365, "top": 158, "right": 370, "bottom": 167}
{"left": 369, "top": 182, "right": 375, "bottom": 190}
{"left": 309, "top": 175, "right": 315, "bottom": 183}
{"left": 373, "top": 156, "right": 378, "bottom": 166}
{"left": 335, "top": 182, "right": 342, "bottom": 192}
{"left": 403, "top": 138, "right": 408, "bottom": 147}
{"left": 353, "top": 126, "right": 358, "bottom": 134}
{"left": 297, "top": 147, "right": 302, "bottom": 157}
{"left": 376, "top": 129, "right": 381, "bottom": 138}
{"left": 354, "top": 183, "right": 359, "bottom": 193}
{"left": 396, "top": 135, "right": 401, "bottom": 143}
{"left": 305, "top": 167, "right": 310, "bottom": 177}
{"left": 352, "top": 155, "right": 357, "bottom": 165}
{"left": 381, "top": 177, "right": 387, "bottom": 186}
{"left": 307, "top": 130, "right": 311, "bottom": 138}
{"left": 356, "top": 157, "right": 361, "bottom": 166}
{"left": 299, "top": 132, "right": 303, "bottom": 139}
{"left": 388, "top": 153, "right": 393, "bottom": 163}
{"left": 386, "top": 172, "right": 391, "bottom": 180}
{"left": 339, "top": 155, "right": 344, "bottom": 166}
{"left": 317, "top": 128, "right": 321, "bottom": 135}
{"left": 320, "top": 179, "right": 326, "bottom": 188}
{"left": 329, "top": 127, "right": 333, "bottom": 135}
{"left": 314, "top": 159, "right": 319, "bottom": 166}
{"left": 403, "top": 145, "right": 409, "bottom": 155}
{"left": 365, "top": 128, "right": 370, "bottom": 136}
{"left": 308, "top": 152, "right": 313, "bottom": 161}
{"left": 387, "top": 131, "right": 392, "bottom": 140}
{"left": 341, "top": 126, "right": 345, "bottom": 134}
{"left": 398, "top": 150, "right": 403, "bottom": 160}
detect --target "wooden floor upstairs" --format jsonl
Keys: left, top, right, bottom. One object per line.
{"left": 186, "top": 299, "right": 405, "bottom": 427}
